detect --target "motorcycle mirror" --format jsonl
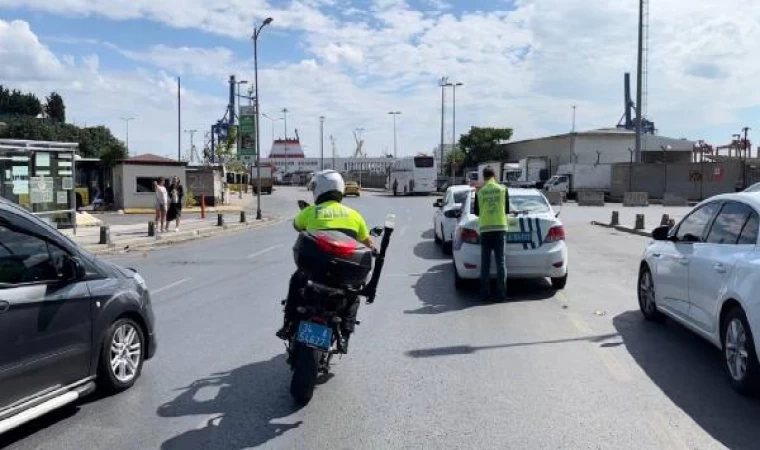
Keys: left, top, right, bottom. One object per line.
{"left": 370, "top": 226, "right": 384, "bottom": 237}
{"left": 297, "top": 200, "right": 310, "bottom": 210}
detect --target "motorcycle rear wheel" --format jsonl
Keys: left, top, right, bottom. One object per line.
{"left": 290, "top": 343, "right": 320, "bottom": 404}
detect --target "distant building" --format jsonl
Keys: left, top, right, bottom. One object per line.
{"left": 262, "top": 156, "right": 394, "bottom": 175}
{"left": 268, "top": 138, "right": 305, "bottom": 159}
{"left": 112, "top": 154, "right": 187, "bottom": 211}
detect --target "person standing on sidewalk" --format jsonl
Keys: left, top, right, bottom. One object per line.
{"left": 155, "top": 178, "right": 168, "bottom": 233}
{"left": 473, "top": 166, "right": 509, "bottom": 301}
{"left": 166, "top": 176, "right": 184, "bottom": 232}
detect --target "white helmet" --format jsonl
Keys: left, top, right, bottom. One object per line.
{"left": 312, "top": 170, "right": 345, "bottom": 201}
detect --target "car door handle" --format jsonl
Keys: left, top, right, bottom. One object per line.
{"left": 0, "top": 301, "right": 8, "bottom": 314}
{"left": 678, "top": 257, "right": 690, "bottom": 265}
{"left": 714, "top": 263, "right": 727, "bottom": 274}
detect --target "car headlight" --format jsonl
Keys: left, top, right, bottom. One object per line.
{"left": 133, "top": 272, "right": 148, "bottom": 291}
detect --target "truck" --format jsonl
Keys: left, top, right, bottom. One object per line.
{"left": 251, "top": 164, "right": 274, "bottom": 194}
{"left": 514, "top": 156, "right": 550, "bottom": 188}
{"left": 472, "top": 161, "right": 521, "bottom": 187}
{"left": 543, "top": 163, "right": 612, "bottom": 198}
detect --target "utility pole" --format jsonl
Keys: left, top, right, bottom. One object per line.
{"left": 451, "top": 82, "right": 463, "bottom": 180}
{"left": 743, "top": 126, "right": 751, "bottom": 158}
{"left": 571, "top": 105, "right": 577, "bottom": 160}
{"left": 635, "top": 0, "right": 644, "bottom": 162}
{"left": 253, "top": 18, "right": 274, "bottom": 220}
{"left": 121, "top": 117, "right": 134, "bottom": 155}
{"left": 388, "top": 112, "right": 401, "bottom": 159}
{"left": 320, "top": 116, "right": 325, "bottom": 170}
{"left": 177, "top": 77, "right": 181, "bottom": 161}
{"left": 438, "top": 77, "right": 449, "bottom": 175}
{"left": 282, "top": 107, "right": 289, "bottom": 178}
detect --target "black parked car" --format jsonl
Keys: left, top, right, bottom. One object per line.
{"left": 0, "top": 199, "right": 157, "bottom": 435}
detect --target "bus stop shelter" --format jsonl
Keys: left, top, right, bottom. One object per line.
{"left": 0, "top": 139, "right": 78, "bottom": 230}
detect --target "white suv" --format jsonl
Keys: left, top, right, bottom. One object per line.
{"left": 639, "top": 193, "right": 760, "bottom": 394}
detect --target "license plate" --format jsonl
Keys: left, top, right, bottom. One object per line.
{"left": 506, "top": 232, "right": 533, "bottom": 244}
{"left": 296, "top": 321, "right": 333, "bottom": 350}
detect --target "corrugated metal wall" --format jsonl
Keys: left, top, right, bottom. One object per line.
{"left": 611, "top": 161, "right": 743, "bottom": 201}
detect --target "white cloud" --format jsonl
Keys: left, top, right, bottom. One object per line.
{"left": 0, "top": 19, "right": 65, "bottom": 81}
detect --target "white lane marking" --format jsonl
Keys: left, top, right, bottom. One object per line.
{"left": 567, "top": 312, "right": 593, "bottom": 334}
{"left": 246, "top": 245, "right": 282, "bottom": 259}
{"left": 151, "top": 278, "right": 190, "bottom": 295}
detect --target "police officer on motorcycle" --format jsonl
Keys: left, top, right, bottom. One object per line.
{"left": 277, "top": 170, "right": 373, "bottom": 341}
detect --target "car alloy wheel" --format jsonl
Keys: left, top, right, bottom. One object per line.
{"left": 110, "top": 323, "right": 142, "bottom": 383}
{"left": 725, "top": 317, "right": 749, "bottom": 382}
{"left": 638, "top": 267, "right": 665, "bottom": 322}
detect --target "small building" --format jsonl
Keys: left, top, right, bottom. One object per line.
{"left": 499, "top": 128, "right": 695, "bottom": 171}
{"left": 186, "top": 164, "right": 224, "bottom": 206}
{"left": 112, "top": 154, "right": 187, "bottom": 211}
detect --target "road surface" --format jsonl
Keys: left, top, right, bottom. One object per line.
{"left": 4, "top": 188, "right": 758, "bottom": 450}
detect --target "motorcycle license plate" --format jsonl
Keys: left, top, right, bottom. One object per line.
{"left": 296, "top": 321, "right": 333, "bottom": 351}
{"left": 506, "top": 232, "right": 532, "bottom": 244}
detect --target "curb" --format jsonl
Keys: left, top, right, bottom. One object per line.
{"left": 122, "top": 206, "right": 244, "bottom": 215}
{"left": 591, "top": 221, "right": 652, "bottom": 238}
{"left": 83, "top": 217, "right": 285, "bottom": 255}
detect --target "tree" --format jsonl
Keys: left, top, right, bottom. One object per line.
{"left": 444, "top": 148, "right": 467, "bottom": 176}
{"left": 0, "top": 86, "right": 43, "bottom": 117}
{"left": 458, "top": 126, "right": 513, "bottom": 166}
{"left": 45, "top": 92, "right": 66, "bottom": 123}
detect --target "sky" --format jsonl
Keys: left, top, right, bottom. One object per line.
{"left": 1, "top": 0, "right": 759, "bottom": 160}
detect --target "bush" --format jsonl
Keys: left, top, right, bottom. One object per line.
{"left": 184, "top": 188, "right": 198, "bottom": 208}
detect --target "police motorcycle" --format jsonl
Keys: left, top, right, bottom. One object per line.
{"left": 285, "top": 200, "right": 394, "bottom": 404}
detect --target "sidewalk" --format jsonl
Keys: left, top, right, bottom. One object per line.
{"left": 63, "top": 214, "right": 283, "bottom": 255}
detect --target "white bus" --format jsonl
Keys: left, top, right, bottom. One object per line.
{"left": 388, "top": 155, "right": 436, "bottom": 196}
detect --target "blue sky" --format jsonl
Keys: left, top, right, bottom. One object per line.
{"left": 1, "top": 0, "right": 759, "bottom": 159}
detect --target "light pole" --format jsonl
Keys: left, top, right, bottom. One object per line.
{"left": 388, "top": 112, "right": 401, "bottom": 158}
{"left": 253, "top": 17, "right": 273, "bottom": 220}
{"left": 184, "top": 129, "right": 197, "bottom": 160}
{"left": 450, "top": 81, "right": 463, "bottom": 180}
{"left": 438, "top": 77, "right": 449, "bottom": 176}
{"left": 282, "top": 107, "right": 289, "bottom": 179}
{"left": 627, "top": 147, "right": 634, "bottom": 193}
{"left": 262, "top": 113, "right": 283, "bottom": 149}
{"left": 121, "top": 117, "right": 134, "bottom": 155}
{"left": 320, "top": 116, "right": 325, "bottom": 170}
{"left": 661, "top": 144, "right": 671, "bottom": 197}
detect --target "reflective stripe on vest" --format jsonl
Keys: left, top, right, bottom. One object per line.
{"left": 478, "top": 180, "right": 508, "bottom": 233}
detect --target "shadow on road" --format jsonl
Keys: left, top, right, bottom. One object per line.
{"left": 420, "top": 229, "right": 435, "bottom": 240}
{"left": 412, "top": 239, "right": 449, "bottom": 261}
{"left": 158, "top": 354, "right": 304, "bottom": 450}
{"left": 405, "top": 332, "right": 620, "bottom": 358}
{"left": 613, "top": 310, "right": 760, "bottom": 450}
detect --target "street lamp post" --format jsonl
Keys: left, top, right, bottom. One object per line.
{"left": 388, "top": 112, "right": 401, "bottom": 158}
{"left": 661, "top": 145, "right": 671, "bottom": 198}
{"left": 253, "top": 17, "right": 273, "bottom": 220}
{"left": 320, "top": 116, "right": 325, "bottom": 170}
{"left": 627, "top": 147, "right": 634, "bottom": 193}
{"left": 450, "top": 81, "right": 463, "bottom": 180}
{"left": 282, "top": 107, "right": 289, "bottom": 180}
{"left": 438, "top": 77, "right": 449, "bottom": 176}
{"left": 121, "top": 117, "right": 134, "bottom": 155}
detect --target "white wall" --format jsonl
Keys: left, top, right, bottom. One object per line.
{"left": 117, "top": 164, "right": 187, "bottom": 210}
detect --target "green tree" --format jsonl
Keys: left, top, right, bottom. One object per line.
{"left": 0, "top": 86, "right": 42, "bottom": 117}
{"left": 458, "top": 126, "right": 513, "bottom": 166}
{"left": 444, "top": 148, "right": 467, "bottom": 176}
{"left": 45, "top": 92, "right": 66, "bottom": 123}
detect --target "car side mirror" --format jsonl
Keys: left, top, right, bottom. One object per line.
{"left": 434, "top": 199, "right": 443, "bottom": 208}
{"left": 62, "top": 255, "right": 86, "bottom": 281}
{"left": 444, "top": 209, "right": 461, "bottom": 219}
{"left": 652, "top": 226, "right": 670, "bottom": 241}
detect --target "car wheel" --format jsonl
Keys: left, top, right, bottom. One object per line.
{"left": 551, "top": 273, "right": 567, "bottom": 290}
{"left": 442, "top": 228, "right": 453, "bottom": 256}
{"left": 638, "top": 266, "right": 666, "bottom": 323}
{"left": 453, "top": 261, "right": 465, "bottom": 290}
{"left": 434, "top": 225, "right": 442, "bottom": 245}
{"left": 722, "top": 306, "right": 760, "bottom": 395}
{"left": 98, "top": 317, "right": 145, "bottom": 393}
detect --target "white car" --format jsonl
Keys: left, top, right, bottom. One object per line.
{"left": 451, "top": 188, "right": 568, "bottom": 290}
{"left": 638, "top": 192, "right": 760, "bottom": 394}
{"left": 433, "top": 185, "right": 473, "bottom": 254}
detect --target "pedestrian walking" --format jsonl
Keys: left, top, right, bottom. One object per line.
{"left": 166, "top": 176, "right": 184, "bottom": 231}
{"left": 474, "top": 166, "right": 509, "bottom": 301}
{"left": 155, "top": 178, "right": 168, "bottom": 233}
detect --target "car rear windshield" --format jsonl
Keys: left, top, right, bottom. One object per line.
{"left": 414, "top": 157, "right": 434, "bottom": 168}
{"left": 453, "top": 191, "right": 469, "bottom": 204}
{"left": 470, "top": 194, "right": 550, "bottom": 214}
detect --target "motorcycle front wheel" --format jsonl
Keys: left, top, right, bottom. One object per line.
{"left": 290, "top": 343, "right": 320, "bottom": 404}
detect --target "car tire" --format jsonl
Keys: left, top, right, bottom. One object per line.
{"left": 638, "top": 266, "right": 666, "bottom": 323}
{"left": 434, "top": 226, "right": 442, "bottom": 245}
{"left": 722, "top": 306, "right": 760, "bottom": 395}
{"left": 453, "top": 261, "right": 465, "bottom": 290}
{"left": 98, "top": 317, "right": 145, "bottom": 393}
{"left": 551, "top": 273, "right": 567, "bottom": 290}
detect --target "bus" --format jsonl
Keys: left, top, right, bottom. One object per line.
{"left": 388, "top": 155, "right": 436, "bottom": 196}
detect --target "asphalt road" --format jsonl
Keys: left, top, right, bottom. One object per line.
{"left": 4, "top": 189, "right": 760, "bottom": 449}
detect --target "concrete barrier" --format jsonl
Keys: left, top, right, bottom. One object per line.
{"left": 578, "top": 191, "right": 605, "bottom": 206}
{"left": 663, "top": 192, "right": 689, "bottom": 207}
{"left": 99, "top": 225, "right": 111, "bottom": 245}
{"left": 624, "top": 192, "right": 649, "bottom": 207}
{"left": 545, "top": 191, "right": 563, "bottom": 206}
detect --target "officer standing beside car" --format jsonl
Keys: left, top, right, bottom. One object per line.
{"left": 474, "top": 166, "right": 509, "bottom": 301}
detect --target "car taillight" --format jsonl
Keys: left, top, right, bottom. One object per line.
{"left": 315, "top": 232, "right": 357, "bottom": 258}
{"left": 545, "top": 225, "right": 565, "bottom": 242}
{"left": 461, "top": 228, "right": 480, "bottom": 244}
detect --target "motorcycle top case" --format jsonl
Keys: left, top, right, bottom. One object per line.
{"left": 293, "top": 230, "right": 373, "bottom": 286}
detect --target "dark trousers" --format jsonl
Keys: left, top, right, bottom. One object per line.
{"left": 283, "top": 271, "right": 360, "bottom": 334}
{"left": 480, "top": 231, "right": 507, "bottom": 299}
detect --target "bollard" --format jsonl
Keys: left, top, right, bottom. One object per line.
{"left": 610, "top": 211, "right": 620, "bottom": 226}
{"left": 240, "top": 211, "right": 246, "bottom": 223}
{"left": 217, "top": 213, "right": 224, "bottom": 227}
{"left": 634, "top": 214, "right": 645, "bottom": 230}
{"left": 660, "top": 214, "right": 670, "bottom": 227}
{"left": 148, "top": 221, "right": 155, "bottom": 237}
{"left": 201, "top": 196, "right": 206, "bottom": 219}
{"left": 99, "top": 225, "right": 111, "bottom": 245}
